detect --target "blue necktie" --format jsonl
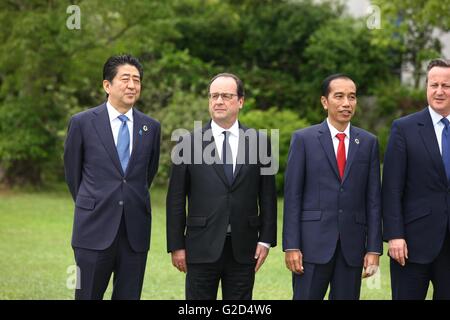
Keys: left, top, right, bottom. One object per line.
{"left": 222, "top": 131, "right": 234, "bottom": 185}
{"left": 441, "top": 118, "right": 450, "bottom": 183}
{"left": 117, "top": 115, "right": 130, "bottom": 173}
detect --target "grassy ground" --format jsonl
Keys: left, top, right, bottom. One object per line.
{"left": 0, "top": 185, "right": 431, "bottom": 299}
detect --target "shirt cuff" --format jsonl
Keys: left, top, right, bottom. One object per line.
{"left": 257, "top": 242, "right": 271, "bottom": 249}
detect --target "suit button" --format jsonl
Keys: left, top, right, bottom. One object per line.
{"left": 340, "top": 188, "right": 344, "bottom": 192}
{"left": 119, "top": 201, "right": 124, "bottom": 206}
{"left": 338, "top": 209, "right": 343, "bottom": 213}
{"left": 123, "top": 179, "right": 127, "bottom": 183}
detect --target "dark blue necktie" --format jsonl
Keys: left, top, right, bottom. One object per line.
{"left": 441, "top": 118, "right": 450, "bottom": 183}
{"left": 117, "top": 115, "right": 130, "bottom": 173}
{"left": 222, "top": 131, "right": 234, "bottom": 185}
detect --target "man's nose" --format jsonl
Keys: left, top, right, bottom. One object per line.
{"left": 127, "top": 79, "right": 135, "bottom": 88}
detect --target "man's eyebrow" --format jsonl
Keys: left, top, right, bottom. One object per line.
{"left": 120, "top": 73, "right": 140, "bottom": 79}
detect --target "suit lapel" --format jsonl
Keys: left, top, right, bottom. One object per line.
{"left": 418, "top": 108, "right": 447, "bottom": 184}
{"left": 233, "top": 123, "right": 247, "bottom": 182}
{"left": 92, "top": 103, "right": 124, "bottom": 175}
{"left": 203, "top": 122, "right": 230, "bottom": 186}
{"left": 342, "top": 125, "right": 360, "bottom": 184}
{"left": 318, "top": 121, "right": 340, "bottom": 181}
{"left": 125, "top": 109, "right": 144, "bottom": 175}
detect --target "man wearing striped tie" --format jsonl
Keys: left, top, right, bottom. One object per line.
{"left": 64, "top": 54, "right": 160, "bottom": 299}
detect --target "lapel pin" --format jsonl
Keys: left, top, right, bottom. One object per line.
{"left": 355, "top": 138, "right": 360, "bottom": 145}
{"left": 143, "top": 125, "right": 148, "bottom": 132}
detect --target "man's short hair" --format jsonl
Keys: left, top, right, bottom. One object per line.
{"left": 321, "top": 73, "right": 356, "bottom": 97}
{"left": 426, "top": 58, "right": 450, "bottom": 83}
{"left": 103, "top": 54, "right": 143, "bottom": 83}
{"left": 208, "top": 73, "right": 245, "bottom": 98}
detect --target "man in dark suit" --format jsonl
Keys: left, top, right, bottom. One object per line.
{"left": 382, "top": 58, "right": 450, "bottom": 300}
{"left": 166, "top": 73, "right": 277, "bottom": 300}
{"left": 283, "top": 74, "right": 382, "bottom": 300}
{"left": 64, "top": 54, "right": 160, "bottom": 300}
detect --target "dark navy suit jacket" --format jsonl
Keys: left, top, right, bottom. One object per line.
{"left": 382, "top": 108, "right": 450, "bottom": 263}
{"left": 64, "top": 103, "right": 160, "bottom": 253}
{"left": 283, "top": 120, "right": 382, "bottom": 267}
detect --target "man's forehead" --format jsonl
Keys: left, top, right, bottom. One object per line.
{"left": 428, "top": 67, "right": 450, "bottom": 79}
{"left": 210, "top": 77, "right": 237, "bottom": 89}
{"left": 116, "top": 64, "right": 140, "bottom": 77}
{"left": 329, "top": 78, "right": 356, "bottom": 92}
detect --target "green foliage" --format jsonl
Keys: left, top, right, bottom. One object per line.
{"left": 153, "top": 91, "right": 210, "bottom": 187}
{"left": 356, "top": 80, "right": 426, "bottom": 158}
{"left": 372, "top": 0, "right": 450, "bottom": 88}
{"left": 0, "top": 0, "right": 446, "bottom": 186}
{"left": 301, "top": 17, "right": 400, "bottom": 123}
{"left": 240, "top": 107, "right": 309, "bottom": 194}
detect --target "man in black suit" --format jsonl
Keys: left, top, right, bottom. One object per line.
{"left": 64, "top": 54, "right": 160, "bottom": 299}
{"left": 166, "top": 73, "right": 277, "bottom": 300}
{"left": 382, "top": 58, "right": 450, "bottom": 299}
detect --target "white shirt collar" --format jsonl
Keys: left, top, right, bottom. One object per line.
{"left": 428, "top": 105, "right": 448, "bottom": 126}
{"left": 211, "top": 119, "right": 239, "bottom": 138}
{"left": 326, "top": 118, "right": 350, "bottom": 138}
{"left": 106, "top": 101, "right": 134, "bottom": 123}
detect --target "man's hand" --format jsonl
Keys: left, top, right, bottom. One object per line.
{"left": 254, "top": 244, "right": 269, "bottom": 272}
{"left": 388, "top": 238, "right": 408, "bottom": 266}
{"left": 362, "top": 253, "right": 380, "bottom": 278}
{"left": 285, "top": 250, "right": 304, "bottom": 275}
{"left": 171, "top": 249, "right": 187, "bottom": 273}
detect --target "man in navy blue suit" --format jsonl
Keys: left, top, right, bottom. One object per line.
{"left": 382, "top": 58, "right": 450, "bottom": 300}
{"left": 283, "top": 74, "right": 382, "bottom": 300}
{"left": 64, "top": 54, "right": 160, "bottom": 299}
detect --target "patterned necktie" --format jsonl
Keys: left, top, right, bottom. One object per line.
{"left": 336, "top": 133, "right": 346, "bottom": 180}
{"left": 441, "top": 118, "right": 450, "bottom": 183}
{"left": 222, "top": 131, "right": 234, "bottom": 185}
{"left": 117, "top": 115, "right": 130, "bottom": 173}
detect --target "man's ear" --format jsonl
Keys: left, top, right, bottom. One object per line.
{"left": 103, "top": 80, "right": 111, "bottom": 95}
{"left": 321, "top": 96, "right": 328, "bottom": 110}
{"left": 239, "top": 97, "right": 244, "bottom": 109}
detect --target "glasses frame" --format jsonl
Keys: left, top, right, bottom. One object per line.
{"left": 208, "top": 92, "right": 239, "bottom": 101}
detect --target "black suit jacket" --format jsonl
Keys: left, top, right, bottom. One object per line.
{"left": 382, "top": 107, "right": 450, "bottom": 263}
{"left": 64, "top": 103, "right": 160, "bottom": 253}
{"left": 166, "top": 121, "right": 277, "bottom": 264}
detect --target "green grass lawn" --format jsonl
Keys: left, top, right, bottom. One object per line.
{"left": 0, "top": 186, "right": 431, "bottom": 299}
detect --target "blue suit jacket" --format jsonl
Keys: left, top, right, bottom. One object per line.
{"left": 64, "top": 103, "right": 160, "bottom": 253}
{"left": 283, "top": 121, "right": 382, "bottom": 267}
{"left": 382, "top": 108, "right": 450, "bottom": 263}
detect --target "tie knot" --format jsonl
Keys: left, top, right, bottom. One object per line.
{"left": 442, "top": 117, "right": 450, "bottom": 129}
{"left": 222, "top": 131, "right": 230, "bottom": 138}
{"left": 336, "top": 133, "right": 346, "bottom": 141}
{"left": 118, "top": 115, "right": 128, "bottom": 124}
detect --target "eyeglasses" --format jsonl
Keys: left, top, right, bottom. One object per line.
{"left": 208, "top": 92, "right": 238, "bottom": 101}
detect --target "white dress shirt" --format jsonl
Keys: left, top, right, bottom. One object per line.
{"left": 428, "top": 105, "right": 450, "bottom": 155}
{"left": 210, "top": 119, "right": 270, "bottom": 249}
{"left": 211, "top": 119, "right": 239, "bottom": 172}
{"left": 326, "top": 118, "right": 350, "bottom": 158}
{"left": 106, "top": 102, "right": 133, "bottom": 155}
